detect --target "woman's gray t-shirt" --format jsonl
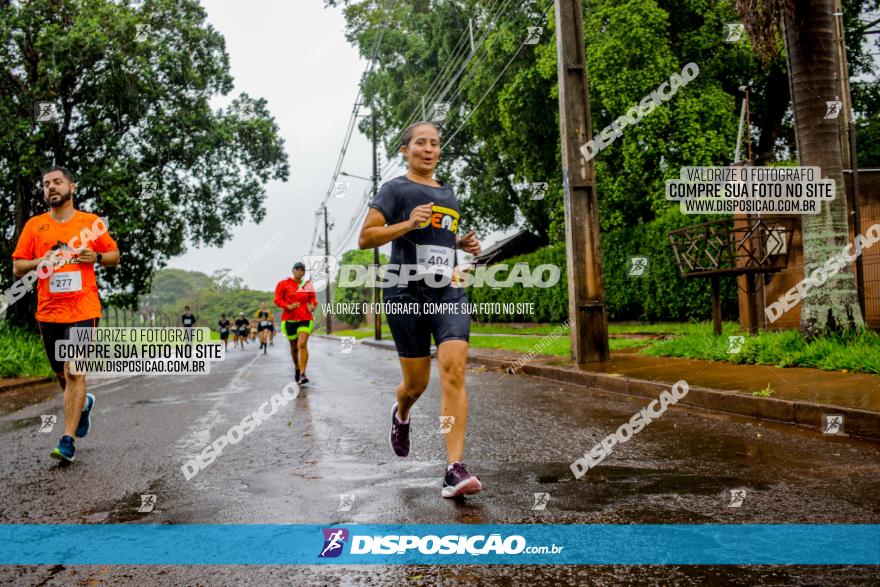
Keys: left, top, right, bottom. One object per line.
{"left": 370, "top": 175, "right": 463, "bottom": 298}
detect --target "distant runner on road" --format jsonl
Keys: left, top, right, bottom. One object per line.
{"left": 11, "top": 166, "right": 120, "bottom": 462}
{"left": 274, "top": 262, "right": 317, "bottom": 384}
{"left": 234, "top": 312, "right": 250, "bottom": 349}
{"left": 255, "top": 302, "right": 273, "bottom": 354}
{"left": 218, "top": 314, "right": 231, "bottom": 350}
{"left": 181, "top": 306, "right": 196, "bottom": 328}
{"left": 358, "top": 121, "right": 483, "bottom": 498}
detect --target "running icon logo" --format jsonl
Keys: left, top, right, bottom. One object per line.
{"left": 725, "top": 23, "right": 744, "bottom": 42}
{"left": 438, "top": 416, "right": 455, "bottom": 434}
{"left": 332, "top": 181, "right": 350, "bottom": 199}
{"left": 319, "top": 528, "right": 349, "bottom": 558}
{"left": 35, "top": 102, "right": 58, "bottom": 123}
{"left": 529, "top": 182, "right": 548, "bottom": 201}
{"left": 525, "top": 26, "right": 543, "bottom": 45}
{"left": 628, "top": 257, "right": 648, "bottom": 277}
{"left": 302, "top": 255, "right": 338, "bottom": 293}
{"left": 134, "top": 23, "right": 151, "bottom": 42}
{"left": 728, "top": 489, "right": 747, "bottom": 508}
{"left": 727, "top": 335, "right": 745, "bottom": 354}
{"left": 824, "top": 100, "right": 842, "bottom": 119}
{"left": 430, "top": 102, "right": 450, "bottom": 123}
{"left": 138, "top": 494, "right": 157, "bottom": 513}
{"left": 140, "top": 180, "right": 157, "bottom": 199}
{"left": 532, "top": 492, "right": 550, "bottom": 511}
{"left": 822, "top": 414, "right": 844, "bottom": 435}
{"left": 338, "top": 336, "right": 357, "bottom": 355}
{"left": 337, "top": 494, "right": 355, "bottom": 512}
{"left": 39, "top": 415, "right": 57, "bottom": 433}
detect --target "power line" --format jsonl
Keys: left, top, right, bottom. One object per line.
{"left": 329, "top": 0, "right": 548, "bottom": 255}
{"left": 379, "top": 0, "right": 516, "bottom": 172}
{"left": 445, "top": 1, "right": 554, "bottom": 145}
{"left": 382, "top": 0, "right": 506, "bottom": 154}
{"left": 309, "top": 29, "right": 385, "bottom": 256}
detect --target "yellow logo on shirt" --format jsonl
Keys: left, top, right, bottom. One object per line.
{"left": 419, "top": 205, "right": 459, "bottom": 233}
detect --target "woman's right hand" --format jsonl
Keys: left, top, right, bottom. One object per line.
{"left": 409, "top": 202, "right": 434, "bottom": 229}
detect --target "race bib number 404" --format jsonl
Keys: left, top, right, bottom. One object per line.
{"left": 416, "top": 245, "right": 454, "bottom": 276}
{"left": 49, "top": 270, "right": 83, "bottom": 293}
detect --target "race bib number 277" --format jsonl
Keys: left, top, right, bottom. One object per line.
{"left": 49, "top": 271, "right": 83, "bottom": 293}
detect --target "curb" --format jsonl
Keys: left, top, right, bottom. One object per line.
{"left": 0, "top": 377, "right": 55, "bottom": 394}
{"left": 358, "top": 339, "right": 880, "bottom": 441}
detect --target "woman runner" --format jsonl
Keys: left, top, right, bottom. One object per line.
{"left": 218, "top": 314, "right": 231, "bottom": 351}
{"left": 357, "top": 121, "right": 483, "bottom": 498}
{"left": 256, "top": 302, "right": 273, "bottom": 354}
{"left": 234, "top": 312, "right": 250, "bottom": 349}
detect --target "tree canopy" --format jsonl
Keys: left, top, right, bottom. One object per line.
{"left": 330, "top": 0, "right": 878, "bottom": 240}
{"left": 1, "top": 0, "right": 289, "bottom": 326}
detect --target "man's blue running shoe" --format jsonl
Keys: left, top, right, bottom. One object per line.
{"left": 75, "top": 393, "right": 95, "bottom": 438}
{"left": 50, "top": 435, "right": 75, "bottom": 462}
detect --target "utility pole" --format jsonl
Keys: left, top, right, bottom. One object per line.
{"left": 554, "top": 0, "right": 609, "bottom": 363}
{"left": 832, "top": 0, "right": 866, "bottom": 318}
{"left": 371, "top": 113, "right": 382, "bottom": 340}
{"left": 323, "top": 204, "right": 333, "bottom": 334}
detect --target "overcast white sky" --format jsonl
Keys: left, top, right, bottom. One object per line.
{"left": 167, "top": 0, "right": 397, "bottom": 291}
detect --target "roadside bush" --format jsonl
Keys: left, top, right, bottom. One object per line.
{"left": 467, "top": 208, "right": 739, "bottom": 322}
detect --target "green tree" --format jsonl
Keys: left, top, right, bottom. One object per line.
{"left": 1, "top": 0, "right": 289, "bottom": 328}
{"left": 737, "top": 0, "right": 865, "bottom": 336}
{"left": 333, "top": 248, "right": 389, "bottom": 326}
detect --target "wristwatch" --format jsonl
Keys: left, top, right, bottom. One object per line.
{"left": 96, "top": 253, "right": 103, "bottom": 265}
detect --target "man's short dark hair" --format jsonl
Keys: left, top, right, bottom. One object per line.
{"left": 41, "top": 166, "right": 75, "bottom": 183}
{"left": 184, "top": 306, "right": 191, "bottom": 310}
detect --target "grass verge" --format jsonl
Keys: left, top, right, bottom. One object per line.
{"left": 0, "top": 322, "right": 54, "bottom": 379}
{"left": 642, "top": 324, "right": 880, "bottom": 374}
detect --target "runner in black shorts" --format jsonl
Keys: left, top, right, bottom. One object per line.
{"left": 234, "top": 312, "right": 250, "bottom": 350}
{"left": 218, "top": 314, "right": 231, "bottom": 351}
{"left": 255, "top": 302, "right": 272, "bottom": 354}
{"left": 358, "top": 121, "right": 483, "bottom": 498}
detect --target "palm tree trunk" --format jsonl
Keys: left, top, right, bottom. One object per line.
{"left": 783, "top": 0, "right": 863, "bottom": 336}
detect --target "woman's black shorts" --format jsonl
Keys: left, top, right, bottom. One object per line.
{"left": 384, "top": 287, "right": 470, "bottom": 358}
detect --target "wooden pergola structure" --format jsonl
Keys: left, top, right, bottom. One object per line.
{"left": 668, "top": 216, "right": 797, "bottom": 335}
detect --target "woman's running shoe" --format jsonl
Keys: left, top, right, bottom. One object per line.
{"left": 299, "top": 374, "right": 309, "bottom": 385}
{"left": 441, "top": 463, "right": 482, "bottom": 498}
{"left": 75, "top": 393, "right": 95, "bottom": 438}
{"left": 50, "top": 435, "right": 76, "bottom": 462}
{"left": 389, "top": 403, "right": 410, "bottom": 457}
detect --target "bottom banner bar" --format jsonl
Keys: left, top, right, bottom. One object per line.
{"left": 0, "top": 524, "right": 877, "bottom": 565}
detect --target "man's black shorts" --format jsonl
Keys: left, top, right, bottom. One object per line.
{"left": 38, "top": 317, "right": 100, "bottom": 374}
{"left": 384, "top": 288, "right": 470, "bottom": 358}
{"left": 219, "top": 330, "right": 229, "bottom": 340}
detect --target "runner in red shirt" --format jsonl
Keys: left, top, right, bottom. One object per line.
{"left": 274, "top": 262, "right": 317, "bottom": 384}
{"left": 11, "top": 167, "right": 120, "bottom": 462}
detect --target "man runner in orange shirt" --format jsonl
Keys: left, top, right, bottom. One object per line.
{"left": 11, "top": 167, "right": 120, "bottom": 462}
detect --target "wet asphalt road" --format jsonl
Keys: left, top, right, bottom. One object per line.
{"left": 0, "top": 336, "right": 878, "bottom": 585}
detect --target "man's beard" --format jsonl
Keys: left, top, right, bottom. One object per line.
{"left": 46, "top": 190, "right": 72, "bottom": 208}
